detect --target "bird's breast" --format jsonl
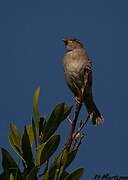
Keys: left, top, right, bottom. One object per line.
{"left": 63, "top": 56, "right": 85, "bottom": 76}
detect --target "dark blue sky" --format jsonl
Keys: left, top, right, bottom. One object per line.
{"left": 0, "top": 0, "right": 128, "bottom": 179}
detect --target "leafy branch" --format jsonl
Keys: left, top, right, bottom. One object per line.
{"left": 0, "top": 87, "right": 90, "bottom": 180}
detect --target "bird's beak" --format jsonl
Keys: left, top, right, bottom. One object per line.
{"left": 62, "top": 38, "right": 68, "bottom": 44}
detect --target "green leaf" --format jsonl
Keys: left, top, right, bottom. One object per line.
{"left": 32, "top": 117, "right": 37, "bottom": 148}
{"left": 60, "top": 171, "right": 69, "bottom": 179}
{"left": 43, "top": 103, "right": 64, "bottom": 142}
{"left": 53, "top": 168, "right": 61, "bottom": 180}
{"left": 21, "top": 127, "right": 34, "bottom": 168}
{"left": 26, "top": 125, "right": 34, "bottom": 146}
{"left": 53, "top": 149, "right": 68, "bottom": 179}
{"left": 53, "top": 149, "right": 68, "bottom": 168}
{"left": 41, "top": 134, "right": 60, "bottom": 164}
{"left": 42, "top": 165, "right": 64, "bottom": 180}
{"left": 1, "top": 148, "right": 19, "bottom": 171}
{"left": 1, "top": 148, "right": 22, "bottom": 179}
{"left": 53, "top": 149, "right": 77, "bottom": 169}
{"left": 65, "top": 149, "right": 78, "bottom": 169}
{"left": 42, "top": 173, "right": 49, "bottom": 180}
{"left": 42, "top": 164, "right": 57, "bottom": 180}
{"left": 42, "top": 174, "right": 48, "bottom": 180}
{"left": 0, "top": 172, "right": 6, "bottom": 180}
{"left": 10, "top": 173, "right": 14, "bottom": 180}
{"left": 35, "top": 143, "right": 44, "bottom": 166}
{"left": 53, "top": 149, "right": 77, "bottom": 179}
{"left": 8, "top": 123, "right": 23, "bottom": 162}
{"left": 42, "top": 166, "right": 69, "bottom": 180}
{"left": 36, "top": 134, "right": 60, "bottom": 166}
{"left": 63, "top": 106, "right": 72, "bottom": 120}
{"left": 8, "top": 133, "right": 24, "bottom": 161}
{"left": 39, "top": 116, "right": 45, "bottom": 136}
{"left": 9, "top": 123, "right": 22, "bottom": 151}
{"left": 33, "top": 87, "right": 40, "bottom": 129}
{"left": 25, "top": 166, "right": 38, "bottom": 180}
{"left": 64, "top": 168, "right": 84, "bottom": 180}
{"left": 39, "top": 116, "right": 46, "bottom": 145}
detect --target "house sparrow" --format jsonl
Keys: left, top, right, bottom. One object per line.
{"left": 62, "top": 38, "right": 104, "bottom": 125}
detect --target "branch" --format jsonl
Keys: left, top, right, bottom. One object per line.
{"left": 65, "top": 69, "right": 91, "bottom": 151}
{"left": 73, "top": 115, "right": 89, "bottom": 139}
{"left": 66, "top": 100, "right": 83, "bottom": 151}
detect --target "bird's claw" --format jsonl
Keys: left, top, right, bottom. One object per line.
{"left": 74, "top": 97, "right": 83, "bottom": 105}
{"left": 75, "top": 97, "right": 81, "bottom": 104}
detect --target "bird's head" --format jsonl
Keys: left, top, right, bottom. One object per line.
{"left": 62, "top": 38, "right": 83, "bottom": 51}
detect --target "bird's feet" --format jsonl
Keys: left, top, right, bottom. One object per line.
{"left": 74, "top": 97, "right": 83, "bottom": 105}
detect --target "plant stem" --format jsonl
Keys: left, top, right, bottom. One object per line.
{"left": 66, "top": 101, "right": 83, "bottom": 151}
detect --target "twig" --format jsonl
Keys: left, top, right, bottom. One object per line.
{"left": 65, "top": 68, "right": 91, "bottom": 151}
{"left": 75, "top": 135, "right": 85, "bottom": 150}
{"left": 73, "top": 115, "right": 89, "bottom": 139}
{"left": 66, "top": 100, "right": 83, "bottom": 151}
{"left": 67, "top": 115, "right": 72, "bottom": 124}
{"left": 71, "top": 139, "right": 78, "bottom": 151}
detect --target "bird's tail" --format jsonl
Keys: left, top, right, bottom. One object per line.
{"left": 84, "top": 94, "right": 104, "bottom": 125}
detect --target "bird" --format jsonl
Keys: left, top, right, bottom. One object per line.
{"left": 62, "top": 38, "right": 104, "bottom": 125}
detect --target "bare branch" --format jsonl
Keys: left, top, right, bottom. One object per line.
{"left": 66, "top": 100, "right": 83, "bottom": 151}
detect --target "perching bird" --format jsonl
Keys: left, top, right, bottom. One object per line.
{"left": 62, "top": 38, "right": 104, "bottom": 125}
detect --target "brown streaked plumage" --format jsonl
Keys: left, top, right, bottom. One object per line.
{"left": 62, "top": 38, "right": 104, "bottom": 125}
